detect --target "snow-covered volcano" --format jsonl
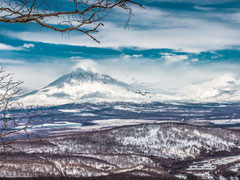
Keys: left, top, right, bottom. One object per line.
{"left": 19, "top": 68, "right": 146, "bottom": 106}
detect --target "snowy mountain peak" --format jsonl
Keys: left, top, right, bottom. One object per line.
{"left": 19, "top": 68, "right": 145, "bottom": 106}
{"left": 47, "top": 68, "right": 128, "bottom": 88}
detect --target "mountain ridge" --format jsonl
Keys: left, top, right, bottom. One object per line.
{"left": 47, "top": 68, "right": 129, "bottom": 88}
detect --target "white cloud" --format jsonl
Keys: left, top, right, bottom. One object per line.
{"left": 193, "top": 6, "right": 216, "bottom": 11}
{"left": 6, "top": 62, "right": 73, "bottom": 91}
{"left": 121, "top": 54, "right": 143, "bottom": 59}
{"left": 79, "top": 57, "right": 240, "bottom": 92}
{"left": 3, "top": 56, "right": 240, "bottom": 94}
{"left": 115, "top": 5, "right": 166, "bottom": 23}
{"left": 231, "top": 12, "right": 240, "bottom": 22}
{"left": 161, "top": 53, "right": 188, "bottom": 63}
{"left": 0, "top": 59, "right": 25, "bottom": 64}
{"left": 191, "top": 58, "right": 199, "bottom": 62}
{"left": 70, "top": 56, "right": 83, "bottom": 60}
{"left": 4, "top": 4, "right": 240, "bottom": 54}
{"left": 0, "top": 43, "right": 35, "bottom": 51}
{"left": 7, "top": 12, "right": 240, "bottom": 53}
{"left": 211, "top": 11, "right": 240, "bottom": 24}
{"left": 133, "top": 54, "right": 143, "bottom": 58}
{"left": 23, "top": 43, "right": 34, "bottom": 49}
{"left": 0, "top": 43, "right": 22, "bottom": 50}
{"left": 73, "top": 59, "right": 98, "bottom": 73}
{"left": 149, "top": 0, "right": 236, "bottom": 5}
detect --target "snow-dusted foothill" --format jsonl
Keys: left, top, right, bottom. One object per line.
{"left": 1, "top": 123, "right": 240, "bottom": 179}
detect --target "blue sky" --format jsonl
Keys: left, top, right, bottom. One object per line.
{"left": 1, "top": 0, "right": 240, "bottom": 91}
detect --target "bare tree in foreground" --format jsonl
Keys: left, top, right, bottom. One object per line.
{"left": 0, "top": 0, "right": 142, "bottom": 43}
{"left": 0, "top": 68, "right": 36, "bottom": 150}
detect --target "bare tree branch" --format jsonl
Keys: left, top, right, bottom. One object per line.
{"left": 0, "top": 68, "right": 37, "bottom": 151}
{"left": 0, "top": 0, "right": 142, "bottom": 43}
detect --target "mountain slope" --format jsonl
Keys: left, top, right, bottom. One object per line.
{"left": 19, "top": 68, "right": 146, "bottom": 106}
{"left": 152, "top": 73, "right": 240, "bottom": 103}
{"left": 178, "top": 73, "right": 240, "bottom": 102}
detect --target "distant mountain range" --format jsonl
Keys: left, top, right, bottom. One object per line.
{"left": 18, "top": 69, "right": 240, "bottom": 106}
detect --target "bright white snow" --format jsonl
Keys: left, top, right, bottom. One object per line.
{"left": 18, "top": 69, "right": 240, "bottom": 106}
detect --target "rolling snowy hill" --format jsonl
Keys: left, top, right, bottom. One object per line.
{"left": 1, "top": 123, "right": 240, "bottom": 179}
